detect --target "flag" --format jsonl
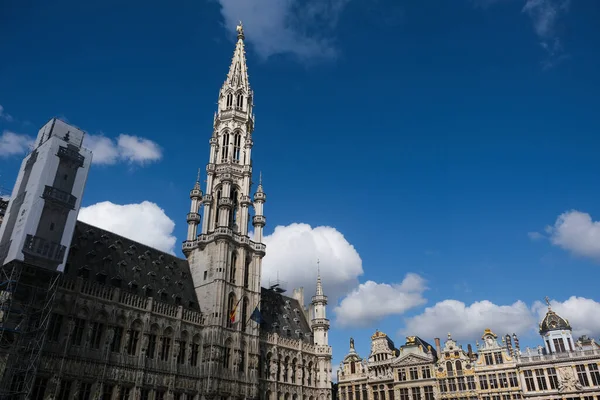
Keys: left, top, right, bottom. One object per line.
{"left": 229, "top": 298, "right": 242, "bottom": 324}
{"left": 250, "top": 306, "right": 262, "bottom": 324}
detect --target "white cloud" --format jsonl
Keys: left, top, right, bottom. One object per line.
{"left": 403, "top": 299, "right": 536, "bottom": 341}
{"left": 84, "top": 134, "right": 162, "bottom": 166}
{"left": 78, "top": 201, "right": 177, "bottom": 254}
{"left": 0, "top": 105, "right": 14, "bottom": 122}
{"left": 527, "top": 231, "right": 544, "bottom": 241}
{"left": 533, "top": 296, "right": 600, "bottom": 338}
{"left": 0, "top": 131, "right": 34, "bottom": 157}
{"left": 546, "top": 210, "right": 600, "bottom": 261}
{"left": 522, "top": 0, "right": 570, "bottom": 65}
{"left": 217, "top": 0, "right": 349, "bottom": 60}
{"left": 334, "top": 274, "right": 427, "bottom": 328}
{"left": 261, "top": 223, "right": 363, "bottom": 305}
{"left": 402, "top": 296, "right": 600, "bottom": 342}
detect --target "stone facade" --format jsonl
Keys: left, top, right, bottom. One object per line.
{"left": 338, "top": 307, "right": 600, "bottom": 400}
{"left": 0, "top": 22, "right": 332, "bottom": 400}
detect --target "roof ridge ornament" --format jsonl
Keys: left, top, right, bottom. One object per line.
{"left": 545, "top": 295, "right": 552, "bottom": 310}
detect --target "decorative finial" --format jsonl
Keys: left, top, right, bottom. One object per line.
{"left": 196, "top": 168, "right": 201, "bottom": 183}
{"left": 350, "top": 337, "right": 355, "bottom": 350}
{"left": 545, "top": 296, "right": 551, "bottom": 309}
{"left": 236, "top": 21, "right": 244, "bottom": 39}
{"left": 259, "top": 171, "right": 262, "bottom": 185}
{"left": 317, "top": 259, "right": 320, "bottom": 276}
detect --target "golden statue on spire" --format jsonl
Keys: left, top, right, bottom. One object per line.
{"left": 236, "top": 21, "right": 244, "bottom": 39}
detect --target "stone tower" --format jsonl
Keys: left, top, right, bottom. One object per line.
{"left": 311, "top": 270, "right": 332, "bottom": 391}
{"left": 183, "top": 22, "right": 265, "bottom": 398}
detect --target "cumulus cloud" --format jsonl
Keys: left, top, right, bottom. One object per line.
{"left": 261, "top": 223, "right": 363, "bottom": 305}
{"left": 78, "top": 201, "right": 177, "bottom": 254}
{"left": 402, "top": 296, "right": 600, "bottom": 342}
{"left": 334, "top": 274, "right": 427, "bottom": 328}
{"left": 545, "top": 210, "right": 600, "bottom": 261}
{"left": 83, "top": 134, "right": 162, "bottom": 166}
{"left": 0, "top": 105, "right": 14, "bottom": 122}
{"left": 217, "top": 0, "right": 349, "bottom": 60}
{"left": 0, "top": 131, "right": 34, "bottom": 157}
{"left": 402, "top": 299, "right": 535, "bottom": 341}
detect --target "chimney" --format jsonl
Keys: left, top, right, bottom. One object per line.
{"left": 435, "top": 338, "right": 441, "bottom": 355}
{"left": 292, "top": 287, "right": 305, "bottom": 307}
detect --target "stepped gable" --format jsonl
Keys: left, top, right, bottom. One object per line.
{"left": 65, "top": 221, "right": 200, "bottom": 311}
{"left": 260, "top": 287, "right": 312, "bottom": 341}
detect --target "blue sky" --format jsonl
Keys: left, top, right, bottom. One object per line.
{"left": 2, "top": 0, "right": 600, "bottom": 378}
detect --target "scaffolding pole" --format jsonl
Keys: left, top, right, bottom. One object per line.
{"left": 0, "top": 261, "right": 61, "bottom": 400}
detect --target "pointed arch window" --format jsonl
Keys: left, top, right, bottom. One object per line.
{"left": 226, "top": 93, "right": 233, "bottom": 108}
{"left": 236, "top": 93, "right": 244, "bottom": 109}
{"left": 230, "top": 189, "right": 239, "bottom": 230}
{"left": 241, "top": 297, "right": 249, "bottom": 331}
{"left": 230, "top": 252, "right": 237, "bottom": 284}
{"left": 233, "top": 133, "right": 241, "bottom": 162}
{"left": 215, "top": 190, "right": 222, "bottom": 227}
{"left": 244, "top": 257, "right": 250, "bottom": 288}
{"left": 221, "top": 132, "right": 230, "bottom": 162}
{"left": 227, "top": 293, "right": 236, "bottom": 328}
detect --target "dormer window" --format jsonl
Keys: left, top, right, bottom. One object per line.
{"left": 96, "top": 272, "right": 107, "bottom": 285}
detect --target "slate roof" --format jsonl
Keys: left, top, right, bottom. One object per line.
{"left": 65, "top": 221, "right": 200, "bottom": 311}
{"left": 260, "top": 287, "right": 313, "bottom": 342}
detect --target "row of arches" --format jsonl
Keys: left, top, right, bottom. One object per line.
{"left": 47, "top": 307, "right": 203, "bottom": 367}
{"left": 263, "top": 392, "right": 319, "bottom": 400}
{"left": 261, "top": 353, "right": 317, "bottom": 387}
{"left": 227, "top": 293, "right": 251, "bottom": 331}
{"left": 225, "top": 92, "right": 245, "bottom": 110}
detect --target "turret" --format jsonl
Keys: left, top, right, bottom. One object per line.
{"left": 539, "top": 296, "right": 575, "bottom": 353}
{"left": 252, "top": 173, "right": 266, "bottom": 243}
{"left": 186, "top": 169, "right": 203, "bottom": 242}
{"left": 311, "top": 264, "right": 329, "bottom": 346}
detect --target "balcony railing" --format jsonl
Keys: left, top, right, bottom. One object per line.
{"left": 57, "top": 146, "right": 85, "bottom": 167}
{"left": 22, "top": 234, "right": 66, "bottom": 263}
{"left": 42, "top": 185, "right": 77, "bottom": 209}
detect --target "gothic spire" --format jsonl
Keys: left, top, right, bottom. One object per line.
{"left": 316, "top": 259, "right": 324, "bottom": 296}
{"left": 224, "top": 21, "right": 250, "bottom": 91}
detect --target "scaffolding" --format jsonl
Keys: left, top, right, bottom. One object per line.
{"left": 0, "top": 261, "right": 61, "bottom": 400}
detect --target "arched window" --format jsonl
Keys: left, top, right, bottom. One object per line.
{"left": 446, "top": 361, "right": 453, "bottom": 373}
{"left": 244, "top": 257, "right": 251, "bottom": 288}
{"left": 227, "top": 293, "right": 236, "bottom": 328}
{"left": 221, "top": 132, "right": 230, "bottom": 162}
{"left": 223, "top": 339, "right": 232, "bottom": 368}
{"left": 237, "top": 93, "right": 244, "bottom": 108}
{"left": 230, "top": 252, "right": 237, "bottom": 284}
{"left": 226, "top": 93, "right": 233, "bottom": 108}
{"left": 229, "top": 189, "right": 239, "bottom": 229}
{"left": 233, "top": 133, "right": 241, "bottom": 162}
{"left": 241, "top": 297, "right": 249, "bottom": 331}
{"left": 351, "top": 361, "right": 356, "bottom": 374}
{"left": 455, "top": 360, "right": 462, "bottom": 372}
{"left": 215, "top": 189, "right": 222, "bottom": 227}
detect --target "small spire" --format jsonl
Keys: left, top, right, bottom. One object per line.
{"left": 194, "top": 168, "right": 201, "bottom": 190}
{"left": 315, "top": 259, "right": 323, "bottom": 296}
